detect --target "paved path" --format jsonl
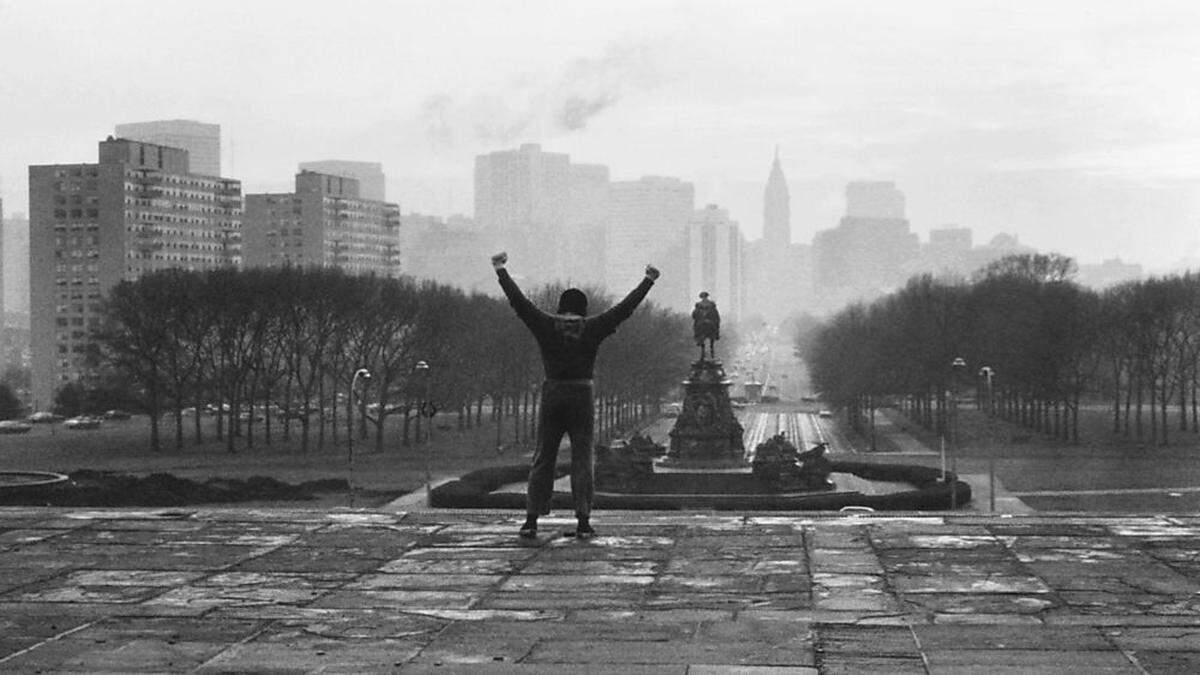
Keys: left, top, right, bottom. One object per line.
{"left": 3, "top": 507, "right": 1200, "bottom": 673}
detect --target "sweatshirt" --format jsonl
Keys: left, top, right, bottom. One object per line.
{"left": 496, "top": 268, "right": 654, "bottom": 381}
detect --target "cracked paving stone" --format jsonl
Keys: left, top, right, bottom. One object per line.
{"left": 932, "top": 613, "right": 1043, "bottom": 625}
{"left": 479, "top": 591, "right": 642, "bottom": 611}
{"left": 407, "top": 635, "right": 539, "bottom": 665}
{"left": 311, "top": 589, "right": 478, "bottom": 610}
{"left": 194, "top": 637, "right": 424, "bottom": 673}
{"left": 61, "top": 569, "right": 207, "bottom": 587}
{"left": 438, "top": 618, "right": 691, "bottom": 641}
{"left": 663, "top": 559, "right": 762, "bottom": 575}
{"left": 8, "top": 582, "right": 167, "bottom": 604}
{"left": 819, "top": 655, "right": 926, "bottom": 674}
{"left": 68, "top": 616, "right": 265, "bottom": 643}
{"left": 1134, "top": 651, "right": 1200, "bottom": 673}
{"left": 498, "top": 574, "right": 654, "bottom": 592}
{"left": 145, "top": 583, "right": 328, "bottom": 609}
{"left": 380, "top": 556, "right": 521, "bottom": 574}
{"left": 347, "top": 573, "right": 504, "bottom": 590}
{"left": 986, "top": 523, "right": 1113, "bottom": 537}
{"left": 872, "top": 534, "right": 1004, "bottom": 550}
{"left": 900, "top": 593, "right": 1059, "bottom": 615}
{"left": 1056, "top": 590, "right": 1200, "bottom": 614}
{"left": 923, "top": 648, "right": 1140, "bottom": 674}
{"left": 655, "top": 574, "right": 763, "bottom": 593}
{"left": 1103, "top": 626, "right": 1200, "bottom": 651}
{"left": 816, "top": 625, "right": 920, "bottom": 657}
{"left": 525, "top": 638, "right": 815, "bottom": 666}
{"left": 0, "top": 636, "right": 225, "bottom": 672}
{"left": 0, "top": 567, "right": 63, "bottom": 593}
{"left": 644, "top": 593, "right": 811, "bottom": 611}
{"left": 524, "top": 559, "right": 659, "bottom": 575}
{"left": 544, "top": 535, "right": 676, "bottom": 550}
{"left": 571, "top": 609, "right": 732, "bottom": 623}
{"left": 199, "top": 570, "right": 354, "bottom": 589}
{"left": 913, "top": 625, "right": 1111, "bottom": 650}
{"left": 231, "top": 546, "right": 391, "bottom": 573}
{"left": 890, "top": 574, "right": 1051, "bottom": 594}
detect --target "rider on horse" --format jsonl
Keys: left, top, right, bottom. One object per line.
{"left": 691, "top": 291, "right": 720, "bottom": 360}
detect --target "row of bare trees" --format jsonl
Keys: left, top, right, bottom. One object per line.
{"left": 802, "top": 254, "right": 1200, "bottom": 446}
{"left": 89, "top": 267, "right": 695, "bottom": 453}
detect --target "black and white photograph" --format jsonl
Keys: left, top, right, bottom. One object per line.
{"left": 2, "top": 1, "right": 1200, "bottom": 671}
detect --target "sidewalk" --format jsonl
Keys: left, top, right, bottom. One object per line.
{"left": 2, "top": 506, "right": 1199, "bottom": 673}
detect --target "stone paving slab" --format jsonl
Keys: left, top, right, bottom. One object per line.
{"left": 2, "top": 508, "right": 1200, "bottom": 672}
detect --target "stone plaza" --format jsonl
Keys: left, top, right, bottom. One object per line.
{"left": 2, "top": 506, "right": 1200, "bottom": 673}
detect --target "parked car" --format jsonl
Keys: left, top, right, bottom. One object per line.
{"left": 27, "top": 411, "right": 64, "bottom": 424}
{"left": 102, "top": 409, "right": 132, "bottom": 420}
{"left": 63, "top": 416, "right": 102, "bottom": 430}
{"left": 818, "top": 410, "right": 833, "bottom": 419}
{"left": 0, "top": 420, "right": 33, "bottom": 434}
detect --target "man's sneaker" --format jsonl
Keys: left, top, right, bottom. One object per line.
{"left": 518, "top": 525, "right": 537, "bottom": 539}
{"left": 565, "top": 524, "right": 596, "bottom": 539}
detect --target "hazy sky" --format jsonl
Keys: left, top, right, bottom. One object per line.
{"left": 3, "top": 0, "right": 1199, "bottom": 270}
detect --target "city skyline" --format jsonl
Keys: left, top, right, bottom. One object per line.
{"left": 2, "top": 1, "right": 1199, "bottom": 271}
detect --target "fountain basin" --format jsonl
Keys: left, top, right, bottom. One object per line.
{"left": 430, "top": 461, "right": 971, "bottom": 511}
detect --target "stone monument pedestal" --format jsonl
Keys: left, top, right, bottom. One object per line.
{"left": 663, "top": 359, "right": 746, "bottom": 468}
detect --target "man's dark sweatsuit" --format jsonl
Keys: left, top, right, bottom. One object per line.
{"left": 496, "top": 268, "right": 655, "bottom": 521}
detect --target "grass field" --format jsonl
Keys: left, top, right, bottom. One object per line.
{"left": 0, "top": 411, "right": 539, "bottom": 508}
{"left": 859, "top": 402, "right": 1200, "bottom": 512}
{"left": 6, "top": 395, "right": 1200, "bottom": 512}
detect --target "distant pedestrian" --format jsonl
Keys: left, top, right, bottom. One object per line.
{"left": 492, "top": 252, "right": 659, "bottom": 539}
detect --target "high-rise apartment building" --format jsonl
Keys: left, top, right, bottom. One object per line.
{"left": 606, "top": 176, "right": 694, "bottom": 311}
{"left": 688, "top": 204, "right": 745, "bottom": 323}
{"left": 242, "top": 171, "right": 401, "bottom": 277}
{"left": 474, "top": 143, "right": 574, "bottom": 284}
{"left": 114, "top": 120, "right": 221, "bottom": 176}
{"left": 28, "top": 137, "right": 242, "bottom": 408}
{"left": 298, "top": 160, "right": 386, "bottom": 201}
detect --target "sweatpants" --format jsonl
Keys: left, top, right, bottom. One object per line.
{"left": 526, "top": 380, "right": 594, "bottom": 519}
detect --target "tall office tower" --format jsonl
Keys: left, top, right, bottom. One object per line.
{"left": 688, "top": 204, "right": 746, "bottom": 323}
{"left": 845, "top": 181, "right": 905, "bottom": 219}
{"left": 562, "top": 163, "right": 610, "bottom": 287}
{"left": 923, "top": 226, "right": 974, "bottom": 276}
{"left": 812, "top": 181, "right": 919, "bottom": 309}
{"left": 0, "top": 197, "right": 5, "bottom": 322}
{"left": 3, "top": 211, "right": 29, "bottom": 316}
{"left": 606, "top": 176, "right": 694, "bottom": 311}
{"left": 473, "top": 143, "right": 574, "bottom": 284}
{"left": 242, "top": 171, "right": 401, "bottom": 277}
{"left": 114, "top": 120, "right": 221, "bottom": 176}
{"left": 763, "top": 148, "right": 791, "bottom": 246}
{"left": 28, "top": 137, "right": 242, "bottom": 408}
{"left": 298, "top": 160, "right": 386, "bottom": 202}
{"left": 745, "top": 150, "right": 812, "bottom": 323}
{"left": 399, "top": 214, "right": 495, "bottom": 292}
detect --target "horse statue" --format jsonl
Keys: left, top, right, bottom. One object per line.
{"left": 691, "top": 292, "right": 721, "bottom": 361}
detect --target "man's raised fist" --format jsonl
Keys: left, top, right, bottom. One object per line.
{"left": 491, "top": 252, "right": 508, "bottom": 269}
{"left": 644, "top": 264, "right": 660, "bottom": 281}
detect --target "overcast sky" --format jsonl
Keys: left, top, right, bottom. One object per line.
{"left": 3, "top": 0, "right": 1199, "bottom": 270}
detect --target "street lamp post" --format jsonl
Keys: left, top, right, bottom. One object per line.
{"left": 414, "top": 360, "right": 432, "bottom": 505}
{"left": 979, "top": 366, "right": 996, "bottom": 512}
{"left": 950, "top": 357, "right": 967, "bottom": 510}
{"left": 348, "top": 367, "right": 371, "bottom": 507}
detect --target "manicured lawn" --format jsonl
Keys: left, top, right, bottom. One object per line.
{"left": 862, "top": 402, "right": 1200, "bottom": 511}
{"left": 0, "top": 412, "right": 536, "bottom": 507}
